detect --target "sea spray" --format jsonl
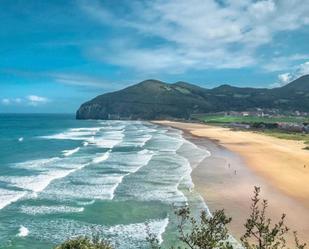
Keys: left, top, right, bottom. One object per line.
{"left": 17, "top": 226, "right": 29, "bottom": 237}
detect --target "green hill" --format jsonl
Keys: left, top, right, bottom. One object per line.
{"left": 76, "top": 75, "right": 309, "bottom": 120}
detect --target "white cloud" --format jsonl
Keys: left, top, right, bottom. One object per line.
{"left": 278, "top": 73, "right": 292, "bottom": 84}
{"left": 1, "top": 98, "right": 25, "bottom": 105}
{"left": 1, "top": 95, "right": 50, "bottom": 106}
{"left": 262, "top": 54, "right": 309, "bottom": 72}
{"left": 298, "top": 61, "right": 309, "bottom": 76}
{"left": 15, "top": 98, "right": 22, "bottom": 103}
{"left": 79, "top": 0, "right": 309, "bottom": 73}
{"left": 0, "top": 69, "right": 127, "bottom": 90}
{"left": 26, "top": 95, "right": 49, "bottom": 106}
{"left": 50, "top": 73, "right": 123, "bottom": 90}
{"left": 273, "top": 61, "right": 309, "bottom": 87}
{"left": 2, "top": 98, "right": 11, "bottom": 105}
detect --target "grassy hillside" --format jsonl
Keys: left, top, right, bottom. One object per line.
{"left": 76, "top": 75, "right": 309, "bottom": 120}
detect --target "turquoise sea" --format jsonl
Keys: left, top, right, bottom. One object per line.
{"left": 0, "top": 114, "right": 210, "bottom": 248}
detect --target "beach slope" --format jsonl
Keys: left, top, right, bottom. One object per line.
{"left": 153, "top": 121, "right": 309, "bottom": 244}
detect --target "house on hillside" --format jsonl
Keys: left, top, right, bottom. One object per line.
{"left": 241, "top": 112, "right": 249, "bottom": 116}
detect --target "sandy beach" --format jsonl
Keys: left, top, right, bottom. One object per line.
{"left": 153, "top": 121, "right": 309, "bottom": 245}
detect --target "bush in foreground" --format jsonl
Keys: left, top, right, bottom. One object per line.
{"left": 55, "top": 187, "right": 307, "bottom": 249}
{"left": 55, "top": 236, "right": 113, "bottom": 249}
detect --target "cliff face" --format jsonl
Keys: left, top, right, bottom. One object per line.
{"left": 76, "top": 76, "right": 309, "bottom": 120}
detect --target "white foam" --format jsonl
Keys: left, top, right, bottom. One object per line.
{"left": 18, "top": 137, "right": 24, "bottom": 142}
{"left": 121, "top": 134, "right": 152, "bottom": 147}
{"left": 107, "top": 149, "right": 154, "bottom": 174}
{"left": 94, "top": 139, "right": 121, "bottom": 148}
{"left": 70, "top": 127, "right": 101, "bottom": 132}
{"left": 14, "top": 157, "right": 60, "bottom": 170}
{"left": 67, "top": 173, "right": 125, "bottom": 200}
{"left": 148, "top": 133, "right": 184, "bottom": 152}
{"left": 41, "top": 168, "right": 125, "bottom": 201}
{"left": 109, "top": 175, "right": 126, "bottom": 199}
{"left": 62, "top": 147, "right": 80, "bottom": 157}
{"left": 46, "top": 148, "right": 154, "bottom": 202}
{"left": 17, "top": 225, "right": 29, "bottom": 237}
{"left": 42, "top": 131, "right": 94, "bottom": 140}
{"left": 179, "top": 140, "right": 211, "bottom": 170}
{"left": 118, "top": 150, "right": 190, "bottom": 204}
{"left": 93, "top": 130, "right": 125, "bottom": 148}
{"left": 76, "top": 200, "right": 95, "bottom": 206}
{"left": 157, "top": 217, "right": 169, "bottom": 244}
{"left": 99, "top": 123, "right": 125, "bottom": 130}
{"left": 0, "top": 188, "right": 27, "bottom": 210}
{"left": 41, "top": 126, "right": 125, "bottom": 150}
{"left": 25, "top": 217, "right": 169, "bottom": 248}
{"left": 20, "top": 205, "right": 84, "bottom": 215}
{"left": 2, "top": 158, "right": 89, "bottom": 197}
{"left": 92, "top": 151, "right": 110, "bottom": 164}
{"left": 48, "top": 149, "right": 154, "bottom": 202}
{"left": 1, "top": 171, "right": 74, "bottom": 193}
{"left": 41, "top": 127, "right": 99, "bottom": 142}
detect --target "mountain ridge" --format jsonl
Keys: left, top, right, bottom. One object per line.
{"left": 76, "top": 75, "right": 309, "bottom": 120}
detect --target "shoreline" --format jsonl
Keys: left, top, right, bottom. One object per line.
{"left": 153, "top": 121, "right": 309, "bottom": 245}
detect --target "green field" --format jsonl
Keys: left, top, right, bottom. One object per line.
{"left": 196, "top": 114, "right": 309, "bottom": 124}
{"left": 193, "top": 114, "right": 309, "bottom": 149}
{"left": 261, "top": 129, "right": 309, "bottom": 143}
{"left": 256, "top": 130, "right": 309, "bottom": 150}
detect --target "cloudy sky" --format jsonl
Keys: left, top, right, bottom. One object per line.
{"left": 1, "top": 0, "right": 308, "bottom": 113}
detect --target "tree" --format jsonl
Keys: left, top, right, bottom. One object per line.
{"left": 241, "top": 187, "right": 306, "bottom": 249}
{"left": 147, "top": 206, "right": 233, "bottom": 249}
{"left": 55, "top": 236, "right": 113, "bottom": 249}
{"left": 175, "top": 206, "right": 233, "bottom": 249}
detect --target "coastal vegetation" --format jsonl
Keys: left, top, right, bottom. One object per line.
{"left": 195, "top": 113, "right": 309, "bottom": 149}
{"left": 55, "top": 237, "right": 113, "bottom": 249}
{"left": 196, "top": 114, "right": 309, "bottom": 124}
{"left": 261, "top": 130, "right": 309, "bottom": 147}
{"left": 55, "top": 187, "right": 307, "bottom": 249}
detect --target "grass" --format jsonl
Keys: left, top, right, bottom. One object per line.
{"left": 261, "top": 129, "right": 309, "bottom": 143}
{"left": 196, "top": 114, "right": 309, "bottom": 124}
{"left": 193, "top": 114, "right": 309, "bottom": 149}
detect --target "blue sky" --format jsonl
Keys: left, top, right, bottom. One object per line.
{"left": 0, "top": 0, "right": 308, "bottom": 113}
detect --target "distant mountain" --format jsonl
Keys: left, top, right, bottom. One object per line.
{"left": 76, "top": 75, "right": 309, "bottom": 120}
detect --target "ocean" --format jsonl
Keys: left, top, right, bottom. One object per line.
{"left": 0, "top": 114, "right": 210, "bottom": 249}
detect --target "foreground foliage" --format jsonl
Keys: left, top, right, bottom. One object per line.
{"left": 55, "top": 236, "right": 113, "bottom": 249}
{"left": 56, "top": 187, "right": 307, "bottom": 249}
{"left": 241, "top": 187, "right": 306, "bottom": 249}
{"left": 173, "top": 208, "right": 232, "bottom": 249}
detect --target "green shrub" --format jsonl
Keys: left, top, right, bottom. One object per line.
{"left": 241, "top": 187, "right": 304, "bottom": 249}
{"left": 55, "top": 236, "right": 113, "bottom": 249}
